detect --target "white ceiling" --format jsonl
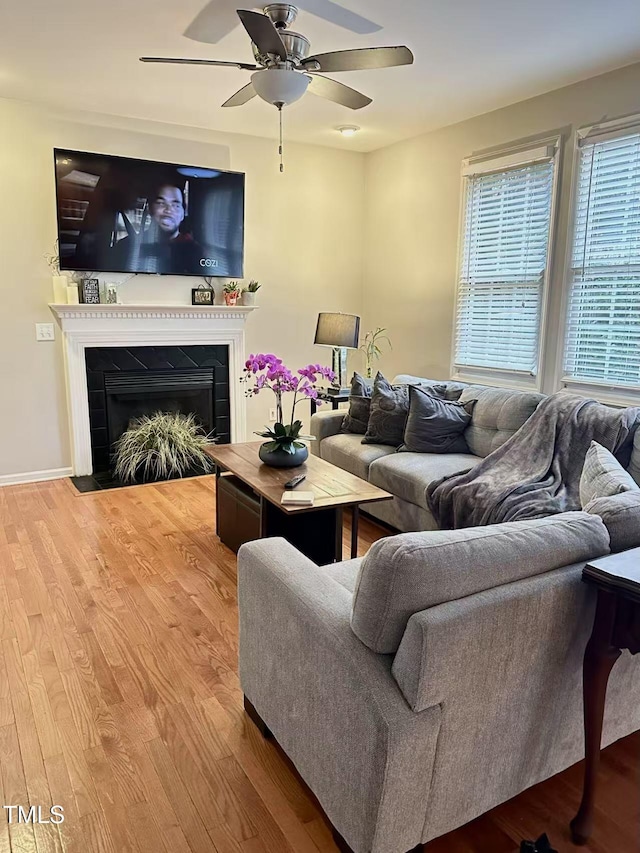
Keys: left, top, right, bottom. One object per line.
{"left": 3, "top": 0, "right": 640, "bottom": 152}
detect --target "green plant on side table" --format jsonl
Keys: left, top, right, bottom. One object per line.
{"left": 223, "top": 281, "right": 242, "bottom": 306}
{"left": 113, "top": 412, "right": 214, "bottom": 484}
{"left": 242, "top": 279, "right": 261, "bottom": 307}
{"left": 360, "top": 327, "right": 392, "bottom": 379}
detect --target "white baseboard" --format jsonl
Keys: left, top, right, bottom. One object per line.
{"left": 0, "top": 467, "right": 73, "bottom": 488}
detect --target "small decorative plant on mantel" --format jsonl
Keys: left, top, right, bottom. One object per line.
{"left": 223, "top": 281, "right": 242, "bottom": 306}
{"left": 241, "top": 279, "right": 261, "bottom": 307}
{"left": 242, "top": 354, "right": 335, "bottom": 467}
{"left": 360, "top": 327, "right": 392, "bottom": 379}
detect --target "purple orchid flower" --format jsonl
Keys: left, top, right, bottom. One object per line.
{"left": 240, "top": 353, "right": 336, "bottom": 427}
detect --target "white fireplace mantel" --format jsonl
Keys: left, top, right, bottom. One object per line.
{"left": 50, "top": 303, "right": 256, "bottom": 476}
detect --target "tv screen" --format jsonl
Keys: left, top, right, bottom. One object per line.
{"left": 54, "top": 149, "right": 244, "bottom": 277}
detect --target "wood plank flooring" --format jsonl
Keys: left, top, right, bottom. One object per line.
{"left": 0, "top": 475, "right": 636, "bottom": 853}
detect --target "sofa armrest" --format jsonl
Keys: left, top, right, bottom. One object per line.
{"left": 309, "top": 409, "right": 345, "bottom": 455}
{"left": 390, "top": 564, "right": 637, "bottom": 843}
{"left": 393, "top": 565, "right": 590, "bottom": 712}
{"left": 238, "top": 538, "right": 441, "bottom": 853}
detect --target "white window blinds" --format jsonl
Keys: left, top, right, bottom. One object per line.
{"left": 564, "top": 125, "right": 640, "bottom": 387}
{"left": 454, "top": 150, "right": 556, "bottom": 374}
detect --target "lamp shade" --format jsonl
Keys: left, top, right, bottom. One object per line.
{"left": 314, "top": 313, "right": 360, "bottom": 349}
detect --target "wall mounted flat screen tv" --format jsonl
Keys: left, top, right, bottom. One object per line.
{"left": 54, "top": 149, "right": 245, "bottom": 277}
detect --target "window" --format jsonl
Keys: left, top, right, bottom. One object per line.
{"left": 454, "top": 142, "right": 558, "bottom": 378}
{"left": 564, "top": 119, "right": 640, "bottom": 388}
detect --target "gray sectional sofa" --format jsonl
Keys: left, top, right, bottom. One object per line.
{"left": 310, "top": 375, "right": 543, "bottom": 531}
{"left": 237, "top": 375, "right": 640, "bottom": 853}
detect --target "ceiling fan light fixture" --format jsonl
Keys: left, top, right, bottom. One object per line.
{"left": 251, "top": 68, "right": 310, "bottom": 106}
{"left": 337, "top": 125, "right": 360, "bottom": 137}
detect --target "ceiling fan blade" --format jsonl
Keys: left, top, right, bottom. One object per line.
{"left": 183, "top": 1, "right": 238, "bottom": 44}
{"left": 306, "top": 74, "right": 371, "bottom": 110}
{"left": 183, "top": 0, "right": 381, "bottom": 44}
{"left": 140, "top": 57, "right": 259, "bottom": 70}
{"left": 300, "top": 0, "right": 382, "bottom": 34}
{"left": 303, "top": 46, "right": 414, "bottom": 73}
{"left": 222, "top": 82, "right": 257, "bottom": 108}
{"left": 237, "top": 10, "right": 287, "bottom": 61}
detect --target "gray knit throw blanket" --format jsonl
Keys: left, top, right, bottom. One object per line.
{"left": 426, "top": 392, "right": 640, "bottom": 529}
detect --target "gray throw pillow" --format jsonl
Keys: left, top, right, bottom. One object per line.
{"left": 584, "top": 491, "right": 640, "bottom": 553}
{"left": 579, "top": 440, "right": 639, "bottom": 507}
{"left": 398, "top": 386, "right": 475, "bottom": 454}
{"left": 628, "top": 426, "right": 640, "bottom": 485}
{"left": 362, "top": 373, "right": 408, "bottom": 446}
{"left": 341, "top": 373, "right": 373, "bottom": 435}
{"left": 362, "top": 373, "right": 449, "bottom": 447}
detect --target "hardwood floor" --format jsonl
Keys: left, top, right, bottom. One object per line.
{"left": 0, "top": 475, "right": 636, "bottom": 853}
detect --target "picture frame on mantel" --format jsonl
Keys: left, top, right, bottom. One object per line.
{"left": 80, "top": 278, "right": 100, "bottom": 304}
{"left": 192, "top": 286, "right": 214, "bottom": 306}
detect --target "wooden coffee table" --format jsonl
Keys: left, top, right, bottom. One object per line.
{"left": 205, "top": 442, "right": 392, "bottom": 564}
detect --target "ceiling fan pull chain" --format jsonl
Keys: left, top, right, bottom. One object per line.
{"left": 278, "top": 102, "right": 284, "bottom": 173}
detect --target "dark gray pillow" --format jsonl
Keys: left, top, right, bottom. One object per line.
{"left": 398, "top": 386, "right": 475, "bottom": 454}
{"left": 342, "top": 373, "right": 373, "bottom": 435}
{"left": 360, "top": 373, "right": 421, "bottom": 447}
{"left": 362, "top": 373, "right": 451, "bottom": 447}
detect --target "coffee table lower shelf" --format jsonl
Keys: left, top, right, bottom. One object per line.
{"left": 216, "top": 472, "right": 346, "bottom": 565}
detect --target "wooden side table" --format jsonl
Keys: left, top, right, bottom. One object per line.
{"left": 570, "top": 548, "right": 640, "bottom": 845}
{"left": 310, "top": 389, "right": 350, "bottom": 416}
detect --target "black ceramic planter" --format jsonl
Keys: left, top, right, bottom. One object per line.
{"left": 258, "top": 443, "right": 309, "bottom": 468}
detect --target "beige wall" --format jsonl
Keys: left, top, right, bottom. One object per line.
{"left": 4, "top": 59, "right": 640, "bottom": 480}
{"left": 362, "top": 61, "right": 640, "bottom": 389}
{"left": 0, "top": 99, "right": 365, "bottom": 479}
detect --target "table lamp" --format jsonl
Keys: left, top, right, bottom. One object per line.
{"left": 314, "top": 312, "right": 360, "bottom": 393}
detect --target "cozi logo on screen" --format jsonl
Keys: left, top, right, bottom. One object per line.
{"left": 199, "top": 258, "right": 219, "bottom": 268}
{"left": 3, "top": 806, "right": 64, "bottom": 824}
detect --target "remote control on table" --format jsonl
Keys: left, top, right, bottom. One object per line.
{"left": 284, "top": 474, "right": 306, "bottom": 489}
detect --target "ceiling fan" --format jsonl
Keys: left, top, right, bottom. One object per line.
{"left": 140, "top": 4, "right": 414, "bottom": 113}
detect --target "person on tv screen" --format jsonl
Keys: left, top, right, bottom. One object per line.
{"left": 110, "top": 183, "right": 203, "bottom": 275}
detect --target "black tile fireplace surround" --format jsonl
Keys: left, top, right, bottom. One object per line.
{"left": 82, "top": 345, "right": 230, "bottom": 485}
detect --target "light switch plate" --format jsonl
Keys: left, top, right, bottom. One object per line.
{"left": 269, "top": 408, "right": 277, "bottom": 422}
{"left": 36, "top": 323, "right": 55, "bottom": 341}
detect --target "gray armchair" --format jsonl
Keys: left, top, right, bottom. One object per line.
{"left": 237, "top": 513, "right": 640, "bottom": 853}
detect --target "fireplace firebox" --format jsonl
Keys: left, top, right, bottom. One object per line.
{"left": 85, "top": 345, "right": 230, "bottom": 478}
{"left": 105, "top": 370, "right": 215, "bottom": 452}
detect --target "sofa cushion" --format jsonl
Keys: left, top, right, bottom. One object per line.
{"left": 323, "top": 558, "right": 362, "bottom": 593}
{"left": 399, "top": 386, "right": 475, "bottom": 454}
{"left": 341, "top": 373, "right": 373, "bottom": 435}
{"left": 351, "top": 512, "right": 610, "bottom": 653}
{"left": 628, "top": 427, "right": 640, "bottom": 485}
{"left": 393, "top": 375, "right": 467, "bottom": 401}
{"left": 459, "top": 385, "right": 544, "bottom": 458}
{"left": 368, "top": 452, "right": 479, "bottom": 510}
{"left": 320, "top": 433, "right": 395, "bottom": 480}
{"left": 584, "top": 491, "right": 640, "bottom": 553}
{"left": 579, "top": 441, "right": 639, "bottom": 507}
